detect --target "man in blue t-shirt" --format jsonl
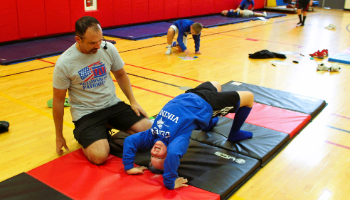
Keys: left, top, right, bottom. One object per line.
{"left": 122, "top": 81, "right": 254, "bottom": 189}
{"left": 237, "top": 0, "right": 255, "bottom": 10}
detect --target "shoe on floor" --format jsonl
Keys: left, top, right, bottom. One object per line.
{"left": 330, "top": 64, "right": 341, "bottom": 72}
{"left": 263, "top": 12, "right": 267, "bottom": 17}
{"left": 165, "top": 45, "right": 172, "bottom": 55}
{"left": 325, "top": 24, "right": 336, "bottom": 30}
{"left": 325, "top": 25, "right": 332, "bottom": 30}
{"left": 171, "top": 41, "right": 177, "bottom": 47}
{"left": 316, "top": 63, "right": 330, "bottom": 71}
{"left": 320, "top": 49, "right": 328, "bottom": 57}
{"left": 297, "top": 22, "right": 304, "bottom": 26}
{"left": 0, "top": 121, "right": 9, "bottom": 133}
{"left": 309, "top": 50, "right": 324, "bottom": 59}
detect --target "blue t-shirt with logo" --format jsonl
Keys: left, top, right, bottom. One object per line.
{"left": 173, "top": 19, "right": 201, "bottom": 52}
{"left": 122, "top": 93, "right": 213, "bottom": 189}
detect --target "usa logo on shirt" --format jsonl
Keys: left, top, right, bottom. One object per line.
{"left": 78, "top": 61, "right": 106, "bottom": 82}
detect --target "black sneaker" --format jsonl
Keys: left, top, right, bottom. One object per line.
{"left": 0, "top": 121, "right": 9, "bottom": 133}
{"left": 297, "top": 22, "right": 303, "bottom": 26}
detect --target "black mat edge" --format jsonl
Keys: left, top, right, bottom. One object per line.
{"left": 0, "top": 172, "right": 71, "bottom": 200}
{"left": 222, "top": 80, "right": 327, "bottom": 119}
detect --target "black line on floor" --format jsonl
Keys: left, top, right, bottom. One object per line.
{"left": 0, "top": 65, "right": 54, "bottom": 78}
{"left": 119, "top": 43, "right": 167, "bottom": 53}
{"left": 327, "top": 125, "right": 350, "bottom": 133}
{"left": 127, "top": 73, "right": 180, "bottom": 87}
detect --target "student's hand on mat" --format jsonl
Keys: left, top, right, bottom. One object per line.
{"left": 185, "top": 55, "right": 193, "bottom": 60}
{"left": 56, "top": 136, "right": 69, "bottom": 155}
{"left": 195, "top": 51, "right": 201, "bottom": 54}
{"left": 174, "top": 177, "right": 188, "bottom": 189}
{"left": 126, "top": 166, "right": 148, "bottom": 175}
{"left": 130, "top": 102, "right": 149, "bottom": 118}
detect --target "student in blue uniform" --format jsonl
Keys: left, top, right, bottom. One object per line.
{"left": 221, "top": 9, "right": 266, "bottom": 18}
{"left": 165, "top": 19, "right": 203, "bottom": 56}
{"left": 237, "top": 0, "right": 255, "bottom": 10}
{"left": 122, "top": 81, "right": 254, "bottom": 189}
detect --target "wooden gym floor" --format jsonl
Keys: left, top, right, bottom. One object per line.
{"left": 1, "top": 8, "right": 350, "bottom": 200}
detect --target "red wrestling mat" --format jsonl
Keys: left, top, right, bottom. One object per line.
{"left": 226, "top": 103, "right": 311, "bottom": 138}
{"left": 27, "top": 149, "right": 220, "bottom": 200}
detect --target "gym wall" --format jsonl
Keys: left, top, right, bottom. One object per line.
{"left": 0, "top": 0, "right": 264, "bottom": 43}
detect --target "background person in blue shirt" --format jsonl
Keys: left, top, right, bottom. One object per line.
{"left": 237, "top": 0, "right": 255, "bottom": 10}
{"left": 165, "top": 19, "right": 203, "bottom": 57}
{"left": 122, "top": 81, "right": 254, "bottom": 189}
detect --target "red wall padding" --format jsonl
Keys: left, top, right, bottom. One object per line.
{"left": 178, "top": 0, "right": 192, "bottom": 18}
{"left": 45, "top": 0, "right": 71, "bottom": 35}
{"left": 0, "top": 0, "right": 265, "bottom": 43}
{"left": 203, "top": 0, "right": 215, "bottom": 15}
{"left": 93, "top": 0, "right": 114, "bottom": 27}
{"left": 191, "top": 0, "right": 204, "bottom": 16}
{"left": 214, "top": 0, "right": 235, "bottom": 13}
{"left": 28, "top": 149, "right": 220, "bottom": 200}
{"left": 70, "top": 0, "right": 93, "bottom": 32}
{"left": 113, "top": 0, "right": 132, "bottom": 26}
{"left": 225, "top": 103, "right": 311, "bottom": 138}
{"left": 149, "top": 0, "right": 164, "bottom": 22}
{"left": 0, "top": 0, "right": 19, "bottom": 43}
{"left": 191, "top": 0, "right": 214, "bottom": 16}
{"left": 255, "top": 0, "right": 265, "bottom": 10}
{"left": 132, "top": 0, "right": 149, "bottom": 24}
{"left": 164, "top": 0, "right": 179, "bottom": 20}
{"left": 16, "top": 0, "right": 46, "bottom": 39}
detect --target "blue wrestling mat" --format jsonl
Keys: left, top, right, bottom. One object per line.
{"left": 169, "top": 15, "right": 251, "bottom": 28}
{"left": 250, "top": 12, "right": 287, "bottom": 20}
{"left": 261, "top": 12, "right": 287, "bottom": 19}
{"left": 0, "top": 35, "right": 116, "bottom": 65}
{"left": 103, "top": 22, "right": 172, "bottom": 40}
{"left": 328, "top": 53, "right": 350, "bottom": 65}
{"left": 169, "top": 13, "right": 286, "bottom": 28}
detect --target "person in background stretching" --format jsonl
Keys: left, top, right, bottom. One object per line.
{"left": 165, "top": 19, "right": 203, "bottom": 57}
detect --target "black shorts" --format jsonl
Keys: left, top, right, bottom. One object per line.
{"left": 185, "top": 82, "right": 240, "bottom": 117}
{"left": 73, "top": 102, "right": 145, "bottom": 148}
{"left": 297, "top": 1, "right": 310, "bottom": 11}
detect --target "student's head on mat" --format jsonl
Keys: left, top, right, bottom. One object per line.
{"left": 190, "top": 22, "right": 203, "bottom": 35}
{"left": 75, "top": 16, "right": 104, "bottom": 54}
{"left": 221, "top": 10, "right": 229, "bottom": 16}
{"left": 148, "top": 140, "right": 167, "bottom": 173}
